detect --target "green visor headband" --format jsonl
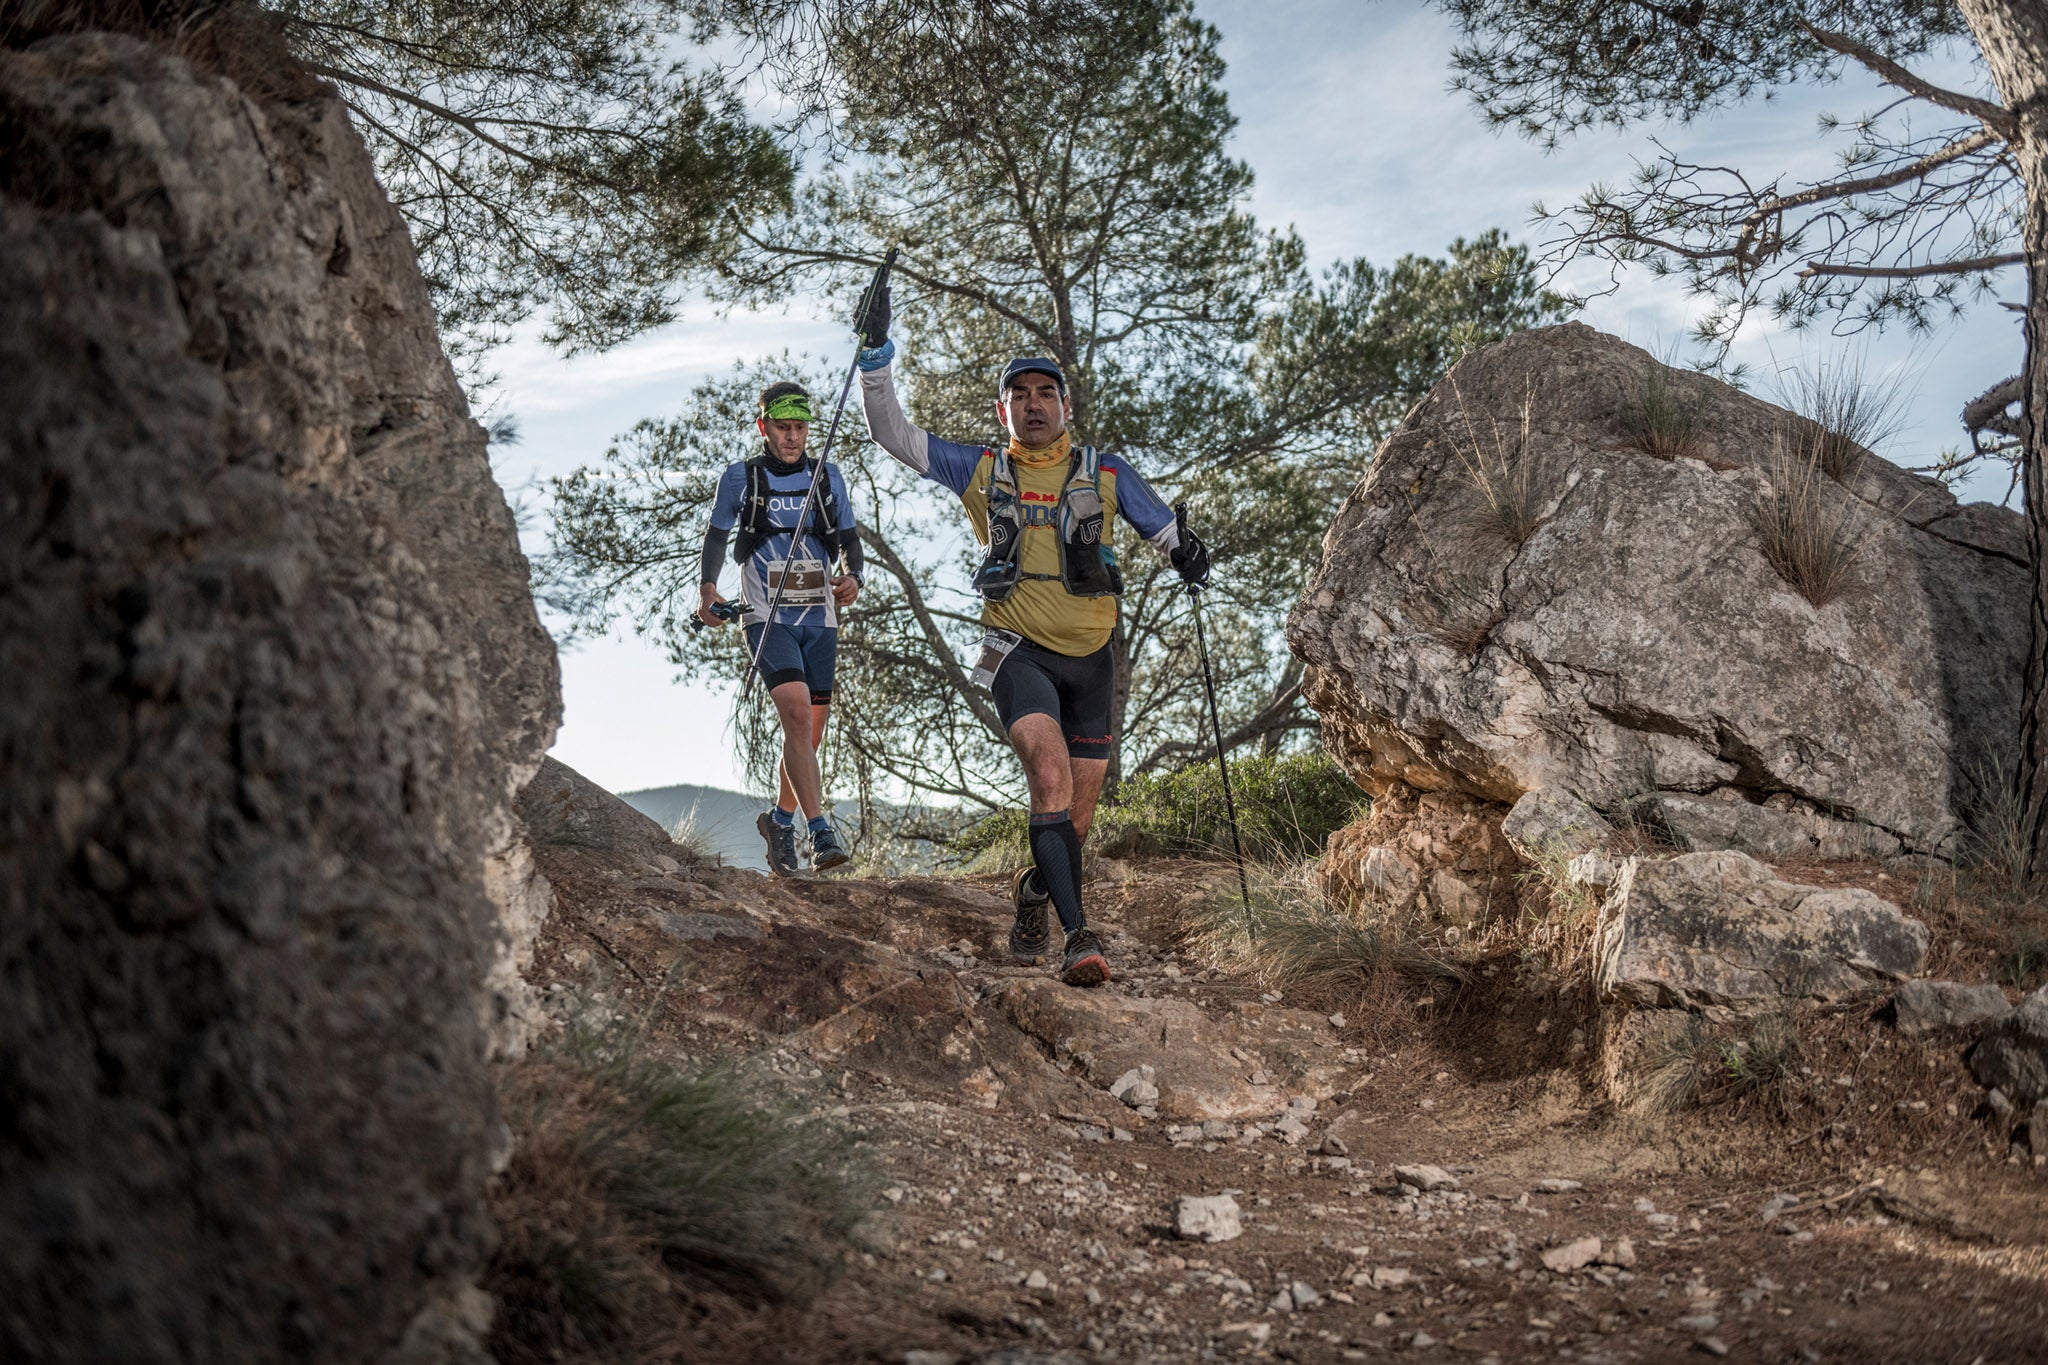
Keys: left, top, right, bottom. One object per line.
{"left": 763, "top": 393, "right": 814, "bottom": 422}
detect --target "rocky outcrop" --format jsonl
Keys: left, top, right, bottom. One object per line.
{"left": 1594, "top": 852, "right": 1928, "bottom": 1012}
{"left": 1286, "top": 323, "right": 2027, "bottom": 857}
{"left": 0, "top": 25, "right": 557, "bottom": 1365}
{"left": 1970, "top": 984, "right": 2048, "bottom": 1105}
{"left": 1893, "top": 980, "right": 2013, "bottom": 1039}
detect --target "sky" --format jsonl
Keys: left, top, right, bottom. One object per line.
{"left": 488, "top": 2, "right": 2027, "bottom": 801}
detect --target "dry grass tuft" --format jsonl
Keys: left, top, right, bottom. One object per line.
{"left": 1443, "top": 379, "right": 1545, "bottom": 546}
{"left": 487, "top": 1018, "right": 862, "bottom": 1364}
{"left": 1628, "top": 1009, "right": 1801, "bottom": 1118}
{"left": 1183, "top": 860, "right": 1465, "bottom": 1011}
{"left": 1621, "top": 362, "right": 1706, "bottom": 459}
{"left": 1754, "top": 434, "right": 1869, "bottom": 607}
{"left": 1773, "top": 353, "right": 1910, "bottom": 480}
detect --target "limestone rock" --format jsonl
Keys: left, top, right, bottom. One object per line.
{"left": 1392, "top": 1164, "right": 1460, "bottom": 1192}
{"left": 1892, "top": 980, "right": 2012, "bottom": 1039}
{"left": 997, "top": 981, "right": 1347, "bottom": 1119}
{"left": 1541, "top": 1237, "right": 1603, "bottom": 1272}
{"left": 1287, "top": 324, "right": 2026, "bottom": 856}
{"left": 0, "top": 27, "right": 556, "bottom": 1365}
{"left": 1502, "top": 790, "right": 1612, "bottom": 861}
{"left": 1595, "top": 852, "right": 1928, "bottom": 1011}
{"left": 1174, "top": 1194, "right": 1243, "bottom": 1243}
{"left": 1631, "top": 793, "right": 1902, "bottom": 861}
{"left": 1970, "top": 984, "right": 2048, "bottom": 1104}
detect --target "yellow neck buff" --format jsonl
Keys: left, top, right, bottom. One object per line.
{"left": 1005, "top": 429, "right": 1071, "bottom": 469}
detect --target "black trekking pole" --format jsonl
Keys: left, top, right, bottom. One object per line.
{"left": 1175, "top": 502, "right": 1255, "bottom": 940}
{"left": 740, "top": 246, "right": 899, "bottom": 699}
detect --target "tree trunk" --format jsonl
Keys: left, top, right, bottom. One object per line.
{"left": 1958, "top": 1, "right": 2048, "bottom": 876}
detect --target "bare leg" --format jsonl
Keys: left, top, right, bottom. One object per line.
{"left": 777, "top": 703, "right": 830, "bottom": 813}
{"left": 769, "top": 681, "right": 824, "bottom": 820}
{"left": 1068, "top": 758, "right": 1109, "bottom": 842}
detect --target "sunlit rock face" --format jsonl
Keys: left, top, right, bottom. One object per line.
{"left": 1288, "top": 322, "right": 2027, "bottom": 858}
{"left": 0, "top": 24, "right": 557, "bottom": 1364}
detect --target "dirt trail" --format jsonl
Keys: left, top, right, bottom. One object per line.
{"left": 522, "top": 827, "right": 2048, "bottom": 1364}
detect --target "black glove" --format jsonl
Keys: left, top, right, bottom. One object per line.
{"left": 855, "top": 263, "right": 891, "bottom": 348}
{"left": 1171, "top": 525, "right": 1211, "bottom": 588}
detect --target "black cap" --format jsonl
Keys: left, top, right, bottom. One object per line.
{"left": 998, "top": 357, "right": 1066, "bottom": 397}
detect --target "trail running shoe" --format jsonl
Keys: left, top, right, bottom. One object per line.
{"left": 1060, "top": 927, "right": 1111, "bottom": 988}
{"left": 1009, "top": 866, "right": 1051, "bottom": 963}
{"left": 757, "top": 811, "right": 800, "bottom": 877}
{"left": 810, "top": 822, "right": 852, "bottom": 871}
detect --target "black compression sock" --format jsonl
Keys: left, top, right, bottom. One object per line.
{"left": 1028, "top": 811, "right": 1086, "bottom": 936}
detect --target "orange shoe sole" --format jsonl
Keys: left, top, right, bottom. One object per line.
{"left": 1061, "top": 953, "right": 1110, "bottom": 988}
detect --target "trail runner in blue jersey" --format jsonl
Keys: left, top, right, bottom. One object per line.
{"left": 697, "top": 381, "right": 864, "bottom": 874}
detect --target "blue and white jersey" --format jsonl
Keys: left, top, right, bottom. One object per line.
{"left": 707, "top": 458, "right": 855, "bottom": 628}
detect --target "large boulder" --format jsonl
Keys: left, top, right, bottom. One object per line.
{"left": 0, "top": 24, "right": 558, "bottom": 1365}
{"left": 1286, "top": 323, "right": 2027, "bottom": 857}
{"left": 1594, "top": 851, "right": 1928, "bottom": 1011}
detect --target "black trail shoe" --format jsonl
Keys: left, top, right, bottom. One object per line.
{"left": 757, "top": 811, "right": 800, "bottom": 877}
{"left": 811, "top": 822, "right": 852, "bottom": 871}
{"left": 1060, "top": 928, "right": 1111, "bottom": 988}
{"left": 1009, "top": 866, "right": 1051, "bottom": 963}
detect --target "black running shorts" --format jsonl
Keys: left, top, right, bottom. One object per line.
{"left": 992, "top": 638, "right": 1115, "bottom": 759}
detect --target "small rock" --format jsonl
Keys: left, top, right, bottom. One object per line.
{"left": 1410, "top": 1331, "right": 1439, "bottom": 1349}
{"left": 1272, "top": 1113, "right": 1311, "bottom": 1144}
{"left": 1366, "top": 1267, "right": 1413, "bottom": 1290}
{"left": 1329, "top": 1013, "right": 1348, "bottom": 1028}
{"left": 1632, "top": 1198, "right": 1657, "bottom": 1213}
{"left": 1110, "top": 1067, "right": 1161, "bottom": 1109}
{"left": 1249, "top": 1069, "right": 1271, "bottom": 1086}
{"left": 1201, "top": 1119, "right": 1238, "bottom": 1140}
{"left": 1392, "top": 1164, "right": 1459, "bottom": 1192}
{"left": 1540, "top": 1237, "right": 1602, "bottom": 1272}
{"left": 1288, "top": 1095, "right": 1319, "bottom": 1115}
{"left": 1322, "top": 1135, "right": 1350, "bottom": 1157}
{"left": 1758, "top": 1194, "right": 1798, "bottom": 1225}
{"left": 1372, "top": 1311, "right": 1396, "bottom": 1328}
{"left": 1174, "top": 1194, "right": 1243, "bottom": 1243}
{"left": 1220, "top": 1322, "right": 1271, "bottom": 1346}
{"left": 1989, "top": 1087, "right": 2016, "bottom": 1121}
{"left": 1111, "top": 1127, "right": 1135, "bottom": 1142}
{"left": 1535, "top": 1178, "right": 1582, "bottom": 1193}
{"left": 1567, "top": 849, "right": 1619, "bottom": 888}
{"left": 1645, "top": 1212, "right": 1679, "bottom": 1229}
{"left": 903, "top": 1352, "right": 961, "bottom": 1365}
{"left": 1598, "top": 1237, "right": 1637, "bottom": 1269}
{"left": 1268, "top": 1288, "right": 1294, "bottom": 1313}
{"left": 1892, "top": 980, "right": 2011, "bottom": 1038}
{"left": 1024, "top": 1269, "right": 1049, "bottom": 1291}
{"left": 1290, "top": 1280, "right": 1321, "bottom": 1308}
{"left": 1696, "top": 1338, "right": 1730, "bottom": 1358}
{"left": 1673, "top": 1313, "right": 1720, "bottom": 1332}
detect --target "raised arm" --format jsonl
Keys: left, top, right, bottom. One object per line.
{"left": 856, "top": 340, "right": 986, "bottom": 497}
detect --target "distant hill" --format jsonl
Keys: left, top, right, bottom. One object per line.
{"left": 618, "top": 783, "right": 772, "bottom": 870}
{"left": 616, "top": 781, "right": 979, "bottom": 874}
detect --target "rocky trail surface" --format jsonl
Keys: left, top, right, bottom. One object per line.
{"left": 515, "top": 766, "right": 2048, "bottom": 1364}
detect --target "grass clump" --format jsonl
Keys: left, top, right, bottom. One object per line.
{"left": 1754, "top": 434, "right": 1869, "bottom": 607}
{"left": 951, "top": 751, "right": 1368, "bottom": 870}
{"left": 1773, "top": 352, "right": 1910, "bottom": 480}
{"left": 1621, "top": 362, "right": 1706, "bottom": 459}
{"left": 1631, "top": 1009, "right": 1801, "bottom": 1118}
{"left": 1444, "top": 378, "right": 1545, "bottom": 545}
{"left": 1183, "top": 859, "right": 1465, "bottom": 1006}
{"left": 487, "top": 1020, "right": 862, "bottom": 1364}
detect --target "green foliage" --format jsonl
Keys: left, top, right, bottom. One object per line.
{"left": 273, "top": 1, "right": 791, "bottom": 359}
{"left": 1770, "top": 350, "right": 1911, "bottom": 479}
{"left": 1433, "top": 2, "right": 2020, "bottom": 384}
{"left": 488, "top": 1018, "right": 862, "bottom": 1361}
{"left": 1754, "top": 435, "right": 1869, "bottom": 607}
{"left": 547, "top": 0, "right": 1568, "bottom": 810}
{"left": 1633, "top": 1008, "right": 1802, "bottom": 1117}
{"left": 951, "top": 751, "right": 1367, "bottom": 868}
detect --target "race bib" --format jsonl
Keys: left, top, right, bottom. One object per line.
{"left": 970, "top": 628, "right": 1024, "bottom": 690}
{"left": 762, "top": 557, "right": 829, "bottom": 608}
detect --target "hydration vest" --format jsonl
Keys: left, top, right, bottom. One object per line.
{"left": 975, "top": 444, "right": 1122, "bottom": 602}
{"left": 730, "top": 452, "right": 842, "bottom": 569}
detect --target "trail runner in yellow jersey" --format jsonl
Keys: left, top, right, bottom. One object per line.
{"left": 852, "top": 277, "right": 1210, "bottom": 986}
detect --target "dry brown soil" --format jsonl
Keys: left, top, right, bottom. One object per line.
{"left": 514, "top": 837, "right": 2048, "bottom": 1365}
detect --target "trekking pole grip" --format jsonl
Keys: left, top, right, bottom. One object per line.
{"left": 1174, "top": 501, "right": 1196, "bottom": 597}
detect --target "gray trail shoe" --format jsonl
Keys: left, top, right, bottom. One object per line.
{"left": 1060, "top": 927, "right": 1110, "bottom": 988}
{"left": 1009, "top": 865, "right": 1051, "bottom": 963}
{"left": 810, "top": 822, "right": 852, "bottom": 871}
{"left": 757, "top": 811, "right": 801, "bottom": 877}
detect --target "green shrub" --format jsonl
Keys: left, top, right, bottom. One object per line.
{"left": 950, "top": 750, "right": 1368, "bottom": 868}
